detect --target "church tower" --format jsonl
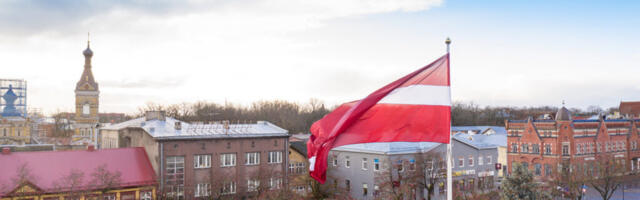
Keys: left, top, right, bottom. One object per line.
{"left": 73, "top": 39, "right": 100, "bottom": 144}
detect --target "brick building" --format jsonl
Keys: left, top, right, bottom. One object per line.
{"left": 100, "top": 111, "right": 290, "bottom": 199}
{"left": 506, "top": 106, "right": 640, "bottom": 180}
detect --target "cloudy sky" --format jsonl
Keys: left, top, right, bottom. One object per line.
{"left": 1, "top": 0, "right": 639, "bottom": 114}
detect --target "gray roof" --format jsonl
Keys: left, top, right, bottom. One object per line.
{"left": 451, "top": 126, "right": 507, "bottom": 135}
{"left": 452, "top": 132, "right": 505, "bottom": 148}
{"left": 332, "top": 142, "right": 442, "bottom": 155}
{"left": 101, "top": 117, "right": 288, "bottom": 140}
{"left": 290, "top": 141, "right": 308, "bottom": 157}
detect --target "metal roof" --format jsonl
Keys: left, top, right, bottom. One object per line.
{"left": 332, "top": 142, "right": 443, "bottom": 155}
{"left": 452, "top": 132, "right": 505, "bottom": 148}
{"left": 0, "top": 147, "right": 156, "bottom": 195}
{"left": 101, "top": 117, "right": 289, "bottom": 139}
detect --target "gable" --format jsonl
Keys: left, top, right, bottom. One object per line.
{"left": 7, "top": 181, "right": 42, "bottom": 196}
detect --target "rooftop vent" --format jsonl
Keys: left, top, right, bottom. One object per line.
{"left": 145, "top": 111, "right": 166, "bottom": 121}
{"left": 175, "top": 122, "right": 182, "bottom": 130}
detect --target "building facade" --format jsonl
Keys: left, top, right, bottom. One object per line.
{"left": 100, "top": 111, "right": 290, "bottom": 199}
{"left": 289, "top": 141, "right": 310, "bottom": 195}
{"left": 0, "top": 147, "right": 156, "bottom": 200}
{"left": 506, "top": 106, "right": 640, "bottom": 181}
{"left": 73, "top": 41, "right": 100, "bottom": 145}
{"left": 326, "top": 138, "right": 500, "bottom": 200}
{"left": 0, "top": 80, "right": 30, "bottom": 145}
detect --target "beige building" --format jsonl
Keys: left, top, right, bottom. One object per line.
{"left": 73, "top": 41, "right": 100, "bottom": 145}
{"left": 0, "top": 117, "right": 31, "bottom": 145}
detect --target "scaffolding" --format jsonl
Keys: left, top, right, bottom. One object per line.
{"left": 0, "top": 79, "right": 27, "bottom": 118}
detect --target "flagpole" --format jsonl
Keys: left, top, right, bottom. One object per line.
{"left": 445, "top": 37, "right": 453, "bottom": 200}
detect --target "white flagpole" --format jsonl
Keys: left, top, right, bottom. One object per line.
{"left": 445, "top": 37, "right": 453, "bottom": 200}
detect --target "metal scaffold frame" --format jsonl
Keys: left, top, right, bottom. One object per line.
{"left": 0, "top": 79, "right": 27, "bottom": 118}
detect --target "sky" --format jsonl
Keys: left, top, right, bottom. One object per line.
{"left": 1, "top": 0, "right": 639, "bottom": 114}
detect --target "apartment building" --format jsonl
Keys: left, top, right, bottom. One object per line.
{"left": 100, "top": 111, "right": 290, "bottom": 199}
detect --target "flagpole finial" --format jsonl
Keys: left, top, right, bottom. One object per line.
{"left": 445, "top": 37, "right": 451, "bottom": 53}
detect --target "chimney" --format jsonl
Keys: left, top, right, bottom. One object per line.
{"left": 175, "top": 122, "right": 182, "bottom": 130}
{"left": 223, "top": 120, "right": 230, "bottom": 134}
{"left": 87, "top": 144, "right": 95, "bottom": 151}
{"left": 145, "top": 111, "right": 166, "bottom": 121}
{"left": 2, "top": 147, "right": 10, "bottom": 155}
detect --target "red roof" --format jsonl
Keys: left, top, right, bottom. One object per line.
{"left": 620, "top": 101, "right": 640, "bottom": 116}
{"left": 0, "top": 147, "right": 155, "bottom": 195}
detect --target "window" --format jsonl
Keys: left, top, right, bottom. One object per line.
{"left": 345, "top": 156, "right": 351, "bottom": 168}
{"left": 362, "top": 183, "right": 368, "bottom": 196}
{"left": 409, "top": 159, "right": 416, "bottom": 171}
{"left": 478, "top": 156, "right": 483, "bottom": 165}
{"left": 522, "top": 143, "right": 529, "bottom": 153}
{"left": 246, "top": 152, "right": 260, "bottom": 165}
{"left": 247, "top": 179, "right": 260, "bottom": 192}
{"left": 544, "top": 164, "right": 552, "bottom": 176}
{"left": 486, "top": 156, "right": 492, "bottom": 164}
{"left": 577, "top": 144, "right": 582, "bottom": 154}
{"left": 597, "top": 142, "right": 601, "bottom": 152}
{"left": 545, "top": 144, "right": 552, "bottom": 155}
{"left": 362, "top": 158, "right": 368, "bottom": 170}
{"left": 397, "top": 160, "right": 404, "bottom": 172}
{"left": 562, "top": 144, "right": 569, "bottom": 156}
{"left": 194, "top": 155, "right": 211, "bottom": 168}
{"left": 374, "top": 159, "right": 380, "bottom": 171}
{"left": 468, "top": 156, "right": 474, "bottom": 167}
{"left": 268, "top": 151, "right": 282, "bottom": 163}
{"left": 166, "top": 156, "right": 185, "bottom": 186}
{"left": 333, "top": 155, "right": 338, "bottom": 166}
{"left": 345, "top": 179, "right": 351, "bottom": 192}
{"left": 458, "top": 157, "right": 464, "bottom": 167}
{"left": 195, "top": 183, "right": 211, "bottom": 197}
{"left": 269, "top": 177, "right": 282, "bottom": 190}
{"left": 140, "top": 191, "right": 152, "bottom": 200}
{"left": 374, "top": 185, "right": 380, "bottom": 196}
{"left": 222, "top": 182, "right": 236, "bottom": 194}
{"left": 532, "top": 144, "right": 539, "bottom": 153}
{"left": 83, "top": 103, "right": 90, "bottom": 115}
{"left": 534, "top": 164, "right": 541, "bottom": 176}
{"left": 221, "top": 153, "right": 236, "bottom": 167}
{"left": 512, "top": 143, "right": 518, "bottom": 152}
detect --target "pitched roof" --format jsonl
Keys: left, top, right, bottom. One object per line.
{"left": 452, "top": 132, "right": 505, "bottom": 148}
{"left": 620, "top": 101, "right": 640, "bottom": 116}
{"left": 332, "top": 142, "right": 442, "bottom": 154}
{"left": 101, "top": 117, "right": 289, "bottom": 140}
{"left": 0, "top": 147, "right": 156, "bottom": 195}
{"left": 451, "top": 126, "right": 507, "bottom": 135}
{"left": 290, "top": 141, "right": 308, "bottom": 158}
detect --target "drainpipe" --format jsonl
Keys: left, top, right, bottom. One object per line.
{"left": 160, "top": 142, "right": 164, "bottom": 193}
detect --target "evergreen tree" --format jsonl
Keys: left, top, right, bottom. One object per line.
{"left": 501, "top": 163, "right": 548, "bottom": 200}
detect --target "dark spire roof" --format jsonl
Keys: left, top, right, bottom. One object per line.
{"left": 76, "top": 41, "right": 99, "bottom": 92}
{"left": 556, "top": 106, "right": 572, "bottom": 121}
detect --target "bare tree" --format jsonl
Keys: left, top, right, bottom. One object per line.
{"left": 11, "top": 163, "right": 36, "bottom": 186}
{"left": 551, "top": 163, "right": 588, "bottom": 200}
{"left": 88, "top": 164, "right": 122, "bottom": 199}
{"left": 590, "top": 159, "right": 626, "bottom": 200}
{"left": 53, "top": 169, "right": 86, "bottom": 199}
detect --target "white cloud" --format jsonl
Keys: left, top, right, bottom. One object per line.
{"left": 0, "top": 0, "right": 443, "bottom": 114}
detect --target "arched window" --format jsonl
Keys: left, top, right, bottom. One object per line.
{"left": 83, "top": 103, "right": 90, "bottom": 115}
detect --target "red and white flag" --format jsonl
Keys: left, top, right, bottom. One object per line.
{"left": 307, "top": 54, "right": 451, "bottom": 183}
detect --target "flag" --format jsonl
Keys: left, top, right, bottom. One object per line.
{"left": 307, "top": 54, "right": 451, "bottom": 183}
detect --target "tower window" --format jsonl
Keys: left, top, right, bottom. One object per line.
{"left": 83, "top": 103, "right": 90, "bottom": 115}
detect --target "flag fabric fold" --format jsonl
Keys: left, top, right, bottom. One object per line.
{"left": 307, "top": 54, "right": 451, "bottom": 183}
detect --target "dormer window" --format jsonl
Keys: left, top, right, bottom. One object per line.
{"left": 83, "top": 103, "right": 90, "bottom": 115}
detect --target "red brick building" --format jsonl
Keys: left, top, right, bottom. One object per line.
{"left": 506, "top": 106, "right": 640, "bottom": 180}
{"left": 620, "top": 101, "right": 640, "bottom": 118}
